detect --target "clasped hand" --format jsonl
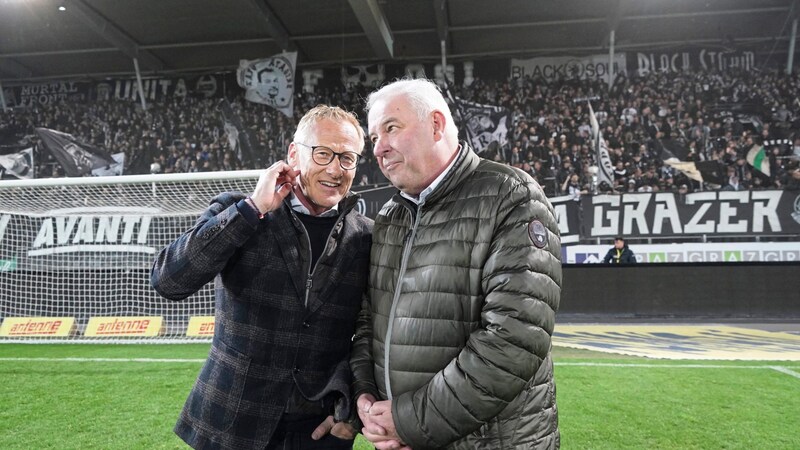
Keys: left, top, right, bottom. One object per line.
{"left": 357, "top": 394, "right": 411, "bottom": 450}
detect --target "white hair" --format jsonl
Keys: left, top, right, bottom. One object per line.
{"left": 366, "top": 78, "right": 459, "bottom": 142}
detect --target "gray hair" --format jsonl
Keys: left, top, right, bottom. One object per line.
{"left": 366, "top": 78, "right": 459, "bottom": 142}
{"left": 293, "top": 104, "right": 365, "bottom": 152}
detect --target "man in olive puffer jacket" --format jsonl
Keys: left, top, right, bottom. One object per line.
{"left": 351, "top": 79, "right": 562, "bottom": 449}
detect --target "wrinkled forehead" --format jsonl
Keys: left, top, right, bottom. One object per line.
{"left": 368, "top": 95, "right": 411, "bottom": 129}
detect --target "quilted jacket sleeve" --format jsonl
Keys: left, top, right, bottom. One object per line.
{"left": 150, "top": 192, "right": 260, "bottom": 300}
{"left": 393, "top": 175, "right": 562, "bottom": 449}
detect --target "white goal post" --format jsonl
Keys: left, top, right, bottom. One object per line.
{"left": 0, "top": 170, "right": 267, "bottom": 343}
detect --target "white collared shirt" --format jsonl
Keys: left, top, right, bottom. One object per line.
{"left": 289, "top": 192, "right": 339, "bottom": 217}
{"left": 400, "top": 146, "right": 461, "bottom": 206}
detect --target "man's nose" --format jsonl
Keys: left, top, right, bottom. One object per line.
{"left": 372, "top": 136, "right": 388, "bottom": 157}
{"left": 326, "top": 159, "right": 344, "bottom": 176}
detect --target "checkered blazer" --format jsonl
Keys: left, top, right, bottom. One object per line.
{"left": 151, "top": 192, "right": 372, "bottom": 449}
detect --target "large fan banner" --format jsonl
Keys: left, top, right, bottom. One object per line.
{"left": 237, "top": 52, "right": 297, "bottom": 117}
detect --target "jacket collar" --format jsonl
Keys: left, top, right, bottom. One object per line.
{"left": 282, "top": 190, "right": 361, "bottom": 217}
{"left": 288, "top": 191, "right": 339, "bottom": 217}
{"left": 399, "top": 142, "right": 480, "bottom": 208}
{"left": 399, "top": 145, "right": 461, "bottom": 205}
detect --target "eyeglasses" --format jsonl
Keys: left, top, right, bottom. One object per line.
{"left": 294, "top": 142, "right": 360, "bottom": 170}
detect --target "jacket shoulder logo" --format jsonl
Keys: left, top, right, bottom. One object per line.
{"left": 528, "top": 219, "right": 548, "bottom": 249}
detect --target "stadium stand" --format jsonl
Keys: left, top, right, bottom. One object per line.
{"left": 1, "top": 69, "right": 798, "bottom": 193}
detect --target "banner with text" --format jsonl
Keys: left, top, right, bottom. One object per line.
{"left": 2, "top": 191, "right": 797, "bottom": 271}
{"left": 93, "top": 74, "right": 227, "bottom": 102}
{"left": 511, "top": 54, "right": 627, "bottom": 83}
{"left": 581, "top": 190, "right": 800, "bottom": 238}
{"left": 551, "top": 195, "right": 581, "bottom": 244}
{"left": 3, "top": 82, "right": 92, "bottom": 107}
{"left": 0, "top": 208, "right": 196, "bottom": 271}
{"left": 630, "top": 48, "right": 756, "bottom": 76}
{"left": 3, "top": 75, "right": 228, "bottom": 108}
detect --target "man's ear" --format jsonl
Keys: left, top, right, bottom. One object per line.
{"left": 287, "top": 143, "right": 298, "bottom": 168}
{"left": 432, "top": 110, "right": 446, "bottom": 142}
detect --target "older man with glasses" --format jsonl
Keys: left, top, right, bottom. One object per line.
{"left": 152, "top": 105, "right": 372, "bottom": 450}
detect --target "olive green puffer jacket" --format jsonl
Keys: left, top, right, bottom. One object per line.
{"left": 351, "top": 145, "right": 561, "bottom": 449}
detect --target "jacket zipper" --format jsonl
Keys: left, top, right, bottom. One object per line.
{"left": 383, "top": 202, "right": 422, "bottom": 400}
{"left": 295, "top": 210, "right": 348, "bottom": 308}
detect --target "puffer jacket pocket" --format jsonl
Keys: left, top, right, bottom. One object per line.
{"left": 498, "top": 382, "right": 533, "bottom": 443}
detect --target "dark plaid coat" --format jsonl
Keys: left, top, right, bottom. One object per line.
{"left": 151, "top": 192, "right": 372, "bottom": 449}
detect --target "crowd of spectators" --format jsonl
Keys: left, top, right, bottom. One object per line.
{"left": 451, "top": 68, "right": 800, "bottom": 195}
{"left": 1, "top": 68, "right": 799, "bottom": 193}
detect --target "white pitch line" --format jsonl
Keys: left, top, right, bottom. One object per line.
{"left": 2, "top": 359, "right": 799, "bottom": 380}
{"left": 556, "top": 362, "right": 789, "bottom": 369}
{"left": 558, "top": 362, "right": 800, "bottom": 379}
{"left": 0, "top": 357, "right": 205, "bottom": 363}
{"left": 769, "top": 366, "right": 800, "bottom": 379}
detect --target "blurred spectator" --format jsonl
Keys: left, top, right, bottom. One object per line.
{"left": 562, "top": 173, "right": 588, "bottom": 201}
{"left": 603, "top": 237, "right": 637, "bottom": 264}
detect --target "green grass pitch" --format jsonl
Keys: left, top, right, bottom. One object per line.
{"left": 1, "top": 344, "right": 798, "bottom": 449}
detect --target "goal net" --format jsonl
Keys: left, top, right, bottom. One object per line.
{"left": 0, "top": 170, "right": 263, "bottom": 343}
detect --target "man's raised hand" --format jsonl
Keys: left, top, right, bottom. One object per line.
{"left": 250, "top": 161, "right": 300, "bottom": 214}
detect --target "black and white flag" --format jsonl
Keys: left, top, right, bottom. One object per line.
{"left": 91, "top": 152, "right": 125, "bottom": 176}
{"left": 0, "top": 147, "right": 34, "bottom": 179}
{"left": 657, "top": 139, "right": 726, "bottom": 185}
{"left": 588, "top": 103, "right": 615, "bottom": 188}
{"left": 237, "top": 52, "right": 297, "bottom": 117}
{"left": 459, "top": 99, "right": 510, "bottom": 153}
{"left": 218, "top": 99, "right": 255, "bottom": 167}
{"left": 35, "top": 128, "right": 116, "bottom": 177}
{"left": 441, "top": 79, "right": 474, "bottom": 149}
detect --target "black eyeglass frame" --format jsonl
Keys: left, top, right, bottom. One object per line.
{"left": 294, "top": 142, "right": 361, "bottom": 170}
